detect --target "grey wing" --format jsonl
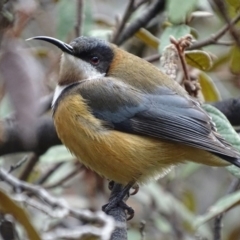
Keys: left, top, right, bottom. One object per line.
{"left": 77, "top": 78, "right": 240, "bottom": 167}
{"left": 130, "top": 91, "right": 239, "bottom": 162}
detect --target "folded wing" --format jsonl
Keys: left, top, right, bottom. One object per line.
{"left": 76, "top": 78, "right": 240, "bottom": 167}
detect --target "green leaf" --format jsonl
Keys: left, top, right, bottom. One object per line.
{"left": 195, "top": 190, "right": 240, "bottom": 227}
{"left": 227, "top": 0, "right": 240, "bottom": 10}
{"left": 202, "top": 104, "right": 240, "bottom": 178}
{"left": 167, "top": 0, "right": 198, "bottom": 23}
{"left": 190, "top": 11, "right": 213, "bottom": 19}
{"left": 185, "top": 50, "right": 212, "bottom": 70}
{"left": 194, "top": 104, "right": 240, "bottom": 225}
{"left": 56, "top": 0, "right": 76, "bottom": 40}
{"left": 202, "top": 104, "right": 240, "bottom": 149}
{"left": 198, "top": 72, "right": 221, "bottom": 102}
{"left": 135, "top": 28, "right": 160, "bottom": 49}
{"left": 208, "top": 52, "right": 230, "bottom": 72}
{"left": 227, "top": 165, "right": 240, "bottom": 178}
{"left": 0, "top": 189, "right": 41, "bottom": 240}
{"left": 182, "top": 190, "right": 197, "bottom": 213}
{"left": 230, "top": 45, "right": 240, "bottom": 74}
{"left": 190, "top": 27, "right": 199, "bottom": 39}
{"left": 227, "top": 4, "right": 240, "bottom": 27}
{"left": 83, "top": 0, "right": 93, "bottom": 36}
{"left": 159, "top": 25, "right": 191, "bottom": 53}
{"left": 40, "top": 145, "right": 74, "bottom": 163}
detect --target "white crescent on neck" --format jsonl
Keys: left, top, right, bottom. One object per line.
{"left": 52, "top": 53, "right": 105, "bottom": 107}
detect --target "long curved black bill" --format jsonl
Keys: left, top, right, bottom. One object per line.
{"left": 26, "top": 36, "right": 73, "bottom": 55}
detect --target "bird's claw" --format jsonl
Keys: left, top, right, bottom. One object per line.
{"left": 103, "top": 181, "right": 136, "bottom": 220}
{"left": 102, "top": 198, "right": 134, "bottom": 220}
{"left": 108, "top": 180, "right": 115, "bottom": 190}
{"left": 130, "top": 183, "right": 139, "bottom": 195}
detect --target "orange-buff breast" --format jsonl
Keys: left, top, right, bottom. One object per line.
{"left": 53, "top": 94, "right": 229, "bottom": 185}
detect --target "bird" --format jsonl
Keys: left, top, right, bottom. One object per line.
{"left": 28, "top": 35, "right": 240, "bottom": 218}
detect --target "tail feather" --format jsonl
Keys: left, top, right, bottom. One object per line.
{"left": 212, "top": 152, "right": 240, "bottom": 168}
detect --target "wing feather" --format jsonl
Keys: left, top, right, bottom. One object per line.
{"left": 74, "top": 78, "right": 240, "bottom": 164}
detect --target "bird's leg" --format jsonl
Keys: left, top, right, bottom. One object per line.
{"left": 108, "top": 180, "right": 115, "bottom": 190}
{"left": 130, "top": 183, "right": 139, "bottom": 195}
{"left": 102, "top": 181, "right": 135, "bottom": 220}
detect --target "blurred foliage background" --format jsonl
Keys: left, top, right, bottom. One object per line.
{"left": 0, "top": 0, "right": 240, "bottom": 239}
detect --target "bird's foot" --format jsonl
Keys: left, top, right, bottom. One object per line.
{"left": 108, "top": 180, "right": 115, "bottom": 190}
{"left": 130, "top": 183, "right": 139, "bottom": 196}
{"left": 102, "top": 198, "right": 134, "bottom": 220}
{"left": 108, "top": 180, "right": 139, "bottom": 195}
{"left": 103, "top": 182, "right": 135, "bottom": 220}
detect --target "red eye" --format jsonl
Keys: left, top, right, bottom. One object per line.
{"left": 90, "top": 56, "right": 99, "bottom": 65}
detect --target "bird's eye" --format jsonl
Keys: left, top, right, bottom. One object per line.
{"left": 90, "top": 56, "right": 100, "bottom": 65}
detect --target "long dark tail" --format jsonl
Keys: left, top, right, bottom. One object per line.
{"left": 212, "top": 152, "right": 240, "bottom": 168}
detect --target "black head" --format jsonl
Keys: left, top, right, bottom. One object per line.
{"left": 69, "top": 36, "right": 114, "bottom": 74}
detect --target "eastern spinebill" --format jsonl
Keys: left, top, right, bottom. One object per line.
{"left": 27, "top": 36, "right": 240, "bottom": 217}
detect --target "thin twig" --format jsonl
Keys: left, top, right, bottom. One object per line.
{"left": 42, "top": 227, "right": 109, "bottom": 240}
{"left": 75, "top": 0, "right": 84, "bottom": 37}
{"left": 214, "top": 40, "right": 234, "bottom": 46}
{"left": 189, "top": 12, "right": 240, "bottom": 50}
{"left": 213, "top": 0, "right": 240, "bottom": 48}
{"left": 44, "top": 162, "right": 83, "bottom": 189}
{"left": 14, "top": 194, "right": 68, "bottom": 219}
{"left": 144, "top": 40, "right": 234, "bottom": 63}
{"left": 170, "top": 36, "right": 190, "bottom": 81}
{"left": 0, "top": 0, "right": 14, "bottom": 47}
{"left": 213, "top": 178, "right": 240, "bottom": 240}
{"left": 8, "top": 155, "right": 28, "bottom": 173}
{"left": 34, "top": 161, "right": 65, "bottom": 185}
{"left": 116, "top": 0, "right": 165, "bottom": 45}
{"left": 111, "top": 0, "right": 135, "bottom": 44}
{"left": 0, "top": 168, "right": 115, "bottom": 240}
{"left": 144, "top": 53, "right": 161, "bottom": 62}
{"left": 19, "top": 153, "right": 39, "bottom": 181}
{"left": 133, "top": 0, "right": 149, "bottom": 11}
{"left": 139, "top": 220, "right": 146, "bottom": 240}
{"left": 214, "top": 215, "right": 222, "bottom": 240}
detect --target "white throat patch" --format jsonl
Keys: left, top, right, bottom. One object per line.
{"left": 52, "top": 53, "right": 105, "bottom": 107}
{"left": 52, "top": 85, "right": 69, "bottom": 107}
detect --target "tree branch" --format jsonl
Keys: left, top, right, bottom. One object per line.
{"left": 0, "top": 116, "right": 61, "bottom": 156}
{"left": 115, "top": 0, "right": 165, "bottom": 45}
{"left": 34, "top": 161, "right": 65, "bottom": 185}
{"left": 213, "top": 0, "right": 240, "bottom": 48}
{"left": 111, "top": 0, "right": 135, "bottom": 44}
{"left": 0, "top": 168, "right": 115, "bottom": 240}
{"left": 75, "top": 0, "right": 84, "bottom": 37}
{"left": 19, "top": 153, "right": 39, "bottom": 181}
{"left": 213, "top": 178, "right": 240, "bottom": 240}
{"left": 44, "top": 162, "right": 83, "bottom": 189}
{"left": 189, "top": 12, "right": 240, "bottom": 50}
{"left": 107, "top": 183, "right": 128, "bottom": 240}
{"left": 213, "top": 97, "right": 240, "bottom": 126}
